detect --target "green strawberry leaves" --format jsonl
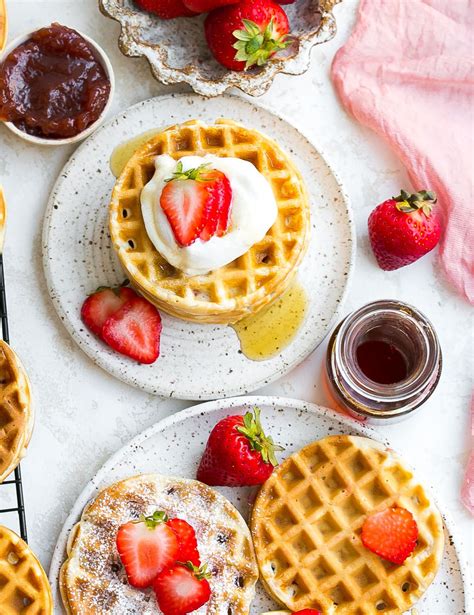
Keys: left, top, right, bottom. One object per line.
{"left": 233, "top": 18, "right": 290, "bottom": 70}
{"left": 236, "top": 407, "right": 284, "bottom": 467}
{"left": 394, "top": 190, "right": 437, "bottom": 216}
{"left": 138, "top": 510, "right": 169, "bottom": 529}
{"left": 165, "top": 161, "right": 213, "bottom": 183}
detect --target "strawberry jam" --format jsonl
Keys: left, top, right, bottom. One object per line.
{"left": 356, "top": 340, "right": 408, "bottom": 385}
{"left": 0, "top": 23, "right": 110, "bottom": 139}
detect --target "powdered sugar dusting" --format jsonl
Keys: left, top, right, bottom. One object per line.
{"left": 62, "top": 474, "right": 258, "bottom": 614}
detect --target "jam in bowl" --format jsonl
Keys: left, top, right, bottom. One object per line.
{"left": 0, "top": 23, "right": 114, "bottom": 144}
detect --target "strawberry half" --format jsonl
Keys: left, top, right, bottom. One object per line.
{"left": 102, "top": 295, "right": 162, "bottom": 364}
{"left": 293, "top": 611, "right": 322, "bottom": 615}
{"left": 361, "top": 506, "right": 418, "bottom": 565}
{"left": 197, "top": 407, "right": 283, "bottom": 487}
{"left": 160, "top": 162, "right": 232, "bottom": 247}
{"left": 167, "top": 518, "right": 201, "bottom": 567}
{"left": 81, "top": 284, "right": 135, "bottom": 339}
{"left": 116, "top": 511, "right": 179, "bottom": 589}
{"left": 368, "top": 189, "right": 441, "bottom": 271}
{"left": 134, "top": 0, "right": 197, "bottom": 18}
{"left": 153, "top": 562, "right": 211, "bottom": 615}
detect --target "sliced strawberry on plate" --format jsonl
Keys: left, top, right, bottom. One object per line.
{"left": 197, "top": 406, "right": 284, "bottom": 487}
{"left": 116, "top": 511, "right": 179, "bottom": 589}
{"left": 153, "top": 562, "right": 211, "bottom": 614}
{"left": 361, "top": 506, "right": 418, "bottom": 565}
{"left": 160, "top": 162, "right": 232, "bottom": 247}
{"left": 167, "top": 518, "right": 201, "bottom": 567}
{"left": 102, "top": 295, "right": 162, "bottom": 364}
{"left": 81, "top": 284, "right": 136, "bottom": 338}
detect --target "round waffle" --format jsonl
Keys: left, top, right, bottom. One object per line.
{"left": 251, "top": 435, "right": 444, "bottom": 614}
{"left": 0, "top": 525, "right": 53, "bottom": 614}
{"left": 0, "top": 0, "right": 7, "bottom": 52}
{"left": 0, "top": 340, "right": 34, "bottom": 483}
{"left": 109, "top": 119, "right": 310, "bottom": 324}
{"left": 61, "top": 473, "right": 259, "bottom": 614}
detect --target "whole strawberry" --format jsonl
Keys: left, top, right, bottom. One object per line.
{"left": 134, "top": 0, "right": 196, "bottom": 19}
{"left": 368, "top": 190, "right": 440, "bottom": 271}
{"left": 197, "top": 407, "right": 283, "bottom": 486}
{"left": 204, "top": 0, "right": 290, "bottom": 71}
{"left": 183, "top": 0, "right": 238, "bottom": 13}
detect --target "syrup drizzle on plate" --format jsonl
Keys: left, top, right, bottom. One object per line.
{"left": 110, "top": 129, "right": 161, "bottom": 177}
{"left": 232, "top": 281, "right": 308, "bottom": 361}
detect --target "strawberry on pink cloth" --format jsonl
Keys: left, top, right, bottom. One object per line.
{"left": 331, "top": 0, "right": 474, "bottom": 304}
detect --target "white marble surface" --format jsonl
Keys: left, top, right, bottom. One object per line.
{"left": 0, "top": 0, "right": 472, "bottom": 607}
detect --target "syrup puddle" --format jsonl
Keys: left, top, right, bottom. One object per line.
{"left": 232, "top": 281, "right": 308, "bottom": 361}
{"left": 110, "top": 129, "right": 161, "bottom": 178}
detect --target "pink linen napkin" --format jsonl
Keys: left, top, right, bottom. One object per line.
{"left": 331, "top": 0, "right": 474, "bottom": 304}
{"left": 461, "top": 396, "right": 474, "bottom": 515}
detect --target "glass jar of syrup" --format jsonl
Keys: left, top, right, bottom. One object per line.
{"left": 325, "top": 300, "right": 442, "bottom": 423}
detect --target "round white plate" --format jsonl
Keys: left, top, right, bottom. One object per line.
{"left": 49, "top": 396, "right": 467, "bottom": 614}
{"left": 42, "top": 94, "right": 354, "bottom": 399}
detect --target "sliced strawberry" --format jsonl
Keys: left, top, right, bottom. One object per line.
{"left": 102, "top": 296, "right": 162, "bottom": 364}
{"left": 160, "top": 162, "right": 232, "bottom": 247}
{"left": 116, "top": 512, "right": 179, "bottom": 589}
{"left": 153, "top": 562, "right": 211, "bottom": 614}
{"left": 81, "top": 285, "right": 136, "bottom": 339}
{"left": 167, "top": 518, "right": 201, "bottom": 567}
{"left": 293, "top": 610, "right": 322, "bottom": 615}
{"left": 361, "top": 506, "right": 418, "bottom": 565}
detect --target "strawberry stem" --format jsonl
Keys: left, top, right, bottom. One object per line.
{"left": 92, "top": 279, "right": 130, "bottom": 297}
{"left": 233, "top": 18, "right": 290, "bottom": 70}
{"left": 165, "top": 161, "right": 213, "bottom": 183}
{"left": 137, "top": 510, "right": 168, "bottom": 529}
{"left": 394, "top": 190, "right": 437, "bottom": 216}
{"left": 177, "top": 561, "right": 211, "bottom": 580}
{"left": 236, "top": 407, "right": 284, "bottom": 467}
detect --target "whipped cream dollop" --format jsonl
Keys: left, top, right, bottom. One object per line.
{"left": 140, "top": 154, "right": 278, "bottom": 276}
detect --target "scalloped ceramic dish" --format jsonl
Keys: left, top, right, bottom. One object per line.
{"left": 99, "top": 0, "right": 340, "bottom": 96}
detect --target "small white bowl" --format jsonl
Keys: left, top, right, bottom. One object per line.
{"left": 0, "top": 27, "right": 115, "bottom": 146}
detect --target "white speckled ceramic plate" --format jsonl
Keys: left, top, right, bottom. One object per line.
{"left": 42, "top": 94, "right": 354, "bottom": 399}
{"left": 49, "top": 396, "right": 467, "bottom": 614}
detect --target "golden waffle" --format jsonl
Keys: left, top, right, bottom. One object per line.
{"left": 0, "top": 0, "right": 7, "bottom": 53}
{"left": 0, "top": 340, "right": 34, "bottom": 483}
{"left": 109, "top": 119, "right": 310, "bottom": 324}
{"left": 251, "top": 435, "right": 444, "bottom": 614}
{"left": 0, "top": 525, "right": 53, "bottom": 614}
{"left": 61, "top": 473, "right": 259, "bottom": 614}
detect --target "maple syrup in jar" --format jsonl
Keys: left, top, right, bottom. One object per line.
{"left": 326, "top": 300, "right": 442, "bottom": 423}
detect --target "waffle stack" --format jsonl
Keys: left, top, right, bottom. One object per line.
{"left": 109, "top": 119, "right": 310, "bottom": 324}
{"left": 0, "top": 525, "right": 53, "bottom": 614}
{"left": 251, "top": 435, "right": 444, "bottom": 614}
{"left": 61, "top": 473, "right": 259, "bottom": 614}
{"left": 0, "top": 340, "right": 34, "bottom": 483}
